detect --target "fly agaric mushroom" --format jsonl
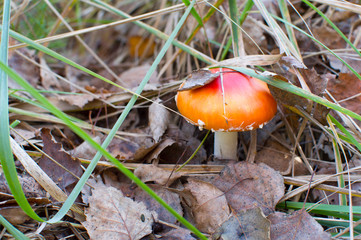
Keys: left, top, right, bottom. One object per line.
{"left": 176, "top": 68, "right": 277, "bottom": 160}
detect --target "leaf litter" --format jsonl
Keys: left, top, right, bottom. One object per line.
{"left": 6, "top": 0, "right": 361, "bottom": 239}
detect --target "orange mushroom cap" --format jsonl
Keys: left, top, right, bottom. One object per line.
{"left": 176, "top": 68, "right": 277, "bottom": 131}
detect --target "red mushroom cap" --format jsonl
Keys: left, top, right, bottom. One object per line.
{"left": 176, "top": 68, "right": 277, "bottom": 131}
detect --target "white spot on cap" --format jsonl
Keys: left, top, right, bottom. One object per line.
{"left": 197, "top": 119, "right": 205, "bottom": 131}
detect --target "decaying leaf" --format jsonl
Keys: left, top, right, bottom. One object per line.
{"left": 255, "top": 139, "right": 308, "bottom": 176}
{"left": 178, "top": 69, "right": 219, "bottom": 91}
{"left": 38, "top": 128, "right": 83, "bottom": 194}
{"left": 40, "top": 58, "right": 61, "bottom": 90}
{"left": 10, "top": 127, "right": 37, "bottom": 146}
{"left": 183, "top": 178, "right": 230, "bottom": 234}
{"left": 268, "top": 73, "right": 329, "bottom": 124}
{"left": 299, "top": 68, "right": 328, "bottom": 96}
{"left": 119, "top": 64, "right": 158, "bottom": 89}
{"left": 215, "top": 54, "right": 283, "bottom": 68}
{"left": 149, "top": 99, "right": 170, "bottom": 142}
{"left": 0, "top": 173, "right": 46, "bottom": 199}
{"left": 314, "top": 26, "right": 361, "bottom": 73}
{"left": 0, "top": 198, "right": 51, "bottom": 225}
{"left": 212, "top": 208, "right": 270, "bottom": 240}
{"left": 71, "top": 135, "right": 102, "bottom": 160}
{"left": 161, "top": 228, "right": 197, "bottom": 239}
{"left": 267, "top": 74, "right": 309, "bottom": 109}
{"left": 107, "top": 129, "right": 156, "bottom": 161}
{"left": 158, "top": 124, "right": 206, "bottom": 165}
{"left": 8, "top": 38, "right": 40, "bottom": 90}
{"left": 83, "top": 184, "right": 158, "bottom": 240}
{"left": 268, "top": 210, "right": 331, "bottom": 240}
{"left": 58, "top": 93, "right": 97, "bottom": 109}
{"left": 327, "top": 73, "right": 361, "bottom": 115}
{"left": 212, "top": 162, "right": 284, "bottom": 216}
{"left": 128, "top": 36, "right": 156, "bottom": 58}
{"left": 280, "top": 56, "right": 307, "bottom": 69}
{"left": 134, "top": 184, "right": 182, "bottom": 224}
{"left": 134, "top": 164, "right": 183, "bottom": 186}
{"left": 144, "top": 138, "right": 176, "bottom": 163}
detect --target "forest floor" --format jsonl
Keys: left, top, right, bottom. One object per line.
{"left": 2, "top": 0, "right": 361, "bottom": 239}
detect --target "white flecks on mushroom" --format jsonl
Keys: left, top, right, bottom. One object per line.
{"left": 197, "top": 119, "right": 205, "bottom": 131}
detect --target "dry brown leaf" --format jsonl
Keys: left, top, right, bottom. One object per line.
{"left": 134, "top": 184, "right": 182, "bottom": 224}
{"left": 216, "top": 54, "right": 283, "bottom": 68}
{"left": 149, "top": 99, "right": 170, "bottom": 142}
{"left": 8, "top": 39, "right": 39, "bottom": 90}
{"left": 212, "top": 208, "right": 270, "bottom": 240}
{"left": 183, "top": 178, "right": 230, "bottom": 234}
{"left": 0, "top": 174, "right": 46, "bottom": 199}
{"left": 119, "top": 64, "right": 158, "bottom": 89}
{"left": 159, "top": 124, "right": 206, "bottom": 165}
{"left": 0, "top": 198, "right": 51, "bottom": 225}
{"left": 107, "top": 129, "right": 156, "bottom": 161}
{"left": 255, "top": 139, "right": 308, "bottom": 176}
{"left": 40, "top": 58, "right": 61, "bottom": 90}
{"left": 299, "top": 68, "right": 328, "bottom": 96}
{"left": 134, "top": 164, "right": 183, "bottom": 186}
{"left": 327, "top": 73, "right": 361, "bottom": 115}
{"left": 314, "top": 26, "right": 361, "bottom": 73}
{"left": 178, "top": 69, "right": 220, "bottom": 91}
{"left": 71, "top": 135, "right": 102, "bottom": 160}
{"left": 38, "top": 128, "right": 83, "bottom": 194}
{"left": 212, "top": 162, "right": 284, "bottom": 216}
{"left": 268, "top": 73, "right": 329, "bottom": 124}
{"left": 10, "top": 128, "right": 37, "bottom": 146}
{"left": 161, "top": 228, "right": 197, "bottom": 240}
{"left": 83, "top": 185, "right": 158, "bottom": 240}
{"left": 268, "top": 74, "right": 309, "bottom": 109}
{"left": 58, "top": 93, "right": 97, "bottom": 109}
{"left": 268, "top": 210, "right": 331, "bottom": 240}
{"left": 144, "top": 138, "right": 176, "bottom": 163}
{"left": 128, "top": 36, "right": 156, "bottom": 58}
{"left": 241, "top": 17, "right": 268, "bottom": 55}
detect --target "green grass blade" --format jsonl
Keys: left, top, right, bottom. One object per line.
{"left": 277, "top": 0, "right": 300, "bottom": 55}
{"left": 186, "top": 0, "right": 224, "bottom": 45}
{"left": 0, "top": 0, "right": 45, "bottom": 223}
{"left": 220, "top": 0, "right": 254, "bottom": 60}
{"left": 89, "top": 0, "right": 216, "bottom": 65}
{"left": 253, "top": 0, "right": 303, "bottom": 64}
{"left": 228, "top": 0, "right": 240, "bottom": 56}
{"left": 0, "top": 215, "right": 30, "bottom": 240}
{"left": 329, "top": 115, "right": 361, "bottom": 152}
{"left": 182, "top": 0, "right": 203, "bottom": 26}
{"left": 278, "top": 201, "right": 361, "bottom": 216}
{"left": 302, "top": 0, "right": 361, "bottom": 60}
{"left": 1, "top": 1, "right": 207, "bottom": 238}
{"left": 272, "top": 14, "right": 361, "bottom": 81}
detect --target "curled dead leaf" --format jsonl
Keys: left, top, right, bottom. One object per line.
{"left": 149, "top": 99, "right": 170, "bottom": 142}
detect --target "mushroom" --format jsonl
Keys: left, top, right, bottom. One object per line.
{"left": 176, "top": 67, "right": 277, "bottom": 160}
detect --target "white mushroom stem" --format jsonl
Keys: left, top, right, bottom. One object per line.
{"left": 214, "top": 132, "right": 238, "bottom": 160}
